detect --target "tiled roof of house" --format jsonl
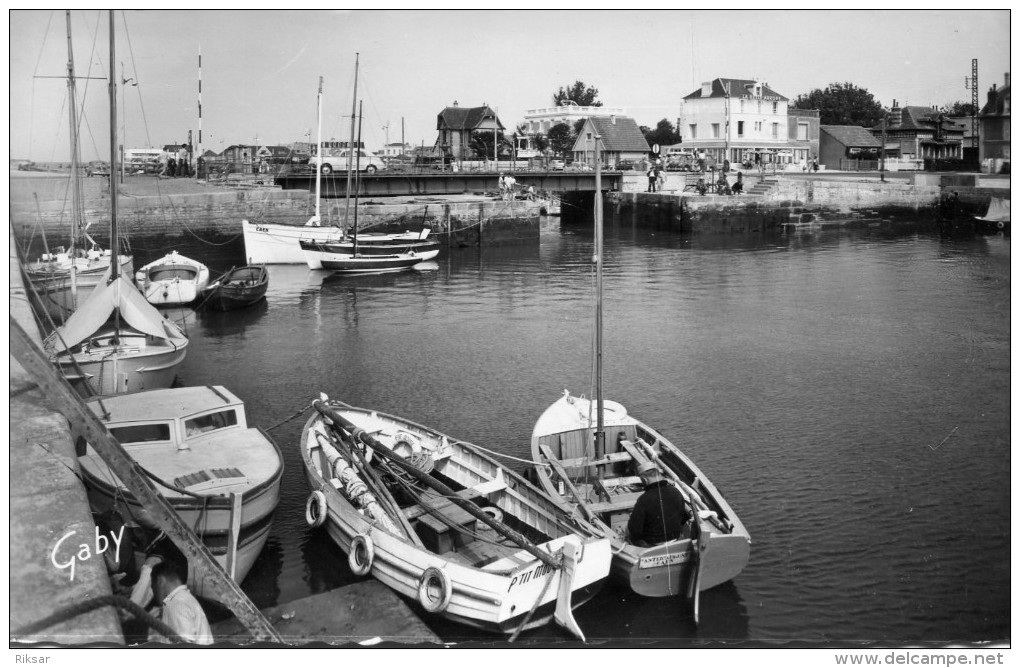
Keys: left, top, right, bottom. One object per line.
{"left": 437, "top": 105, "right": 504, "bottom": 131}
{"left": 683, "top": 78, "right": 789, "bottom": 101}
{"left": 581, "top": 116, "right": 651, "bottom": 152}
{"left": 980, "top": 83, "right": 1010, "bottom": 117}
{"left": 820, "top": 125, "right": 882, "bottom": 148}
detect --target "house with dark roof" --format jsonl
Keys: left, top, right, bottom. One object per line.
{"left": 819, "top": 125, "right": 882, "bottom": 170}
{"left": 435, "top": 102, "right": 504, "bottom": 160}
{"left": 871, "top": 103, "right": 964, "bottom": 162}
{"left": 979, "top": 72, "right": 1010, "bottom": 173}
{"left": 571, "top": 115, "right": 650, "bottom": 167}
{"left": 680, "top": 78, "right": 804, "bottom": 166}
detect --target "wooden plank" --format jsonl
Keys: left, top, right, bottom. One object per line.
{"left": 555, "top": 451, "right": 632, "bottom": 469}
{"left": 539, "top": 444, "right": 599, "bottom": 523}
{"left": 225, "top": 491, "right": 242, "bottom": 580}
{"left": 619, "top": 440, "right": 652, "bottom": 466}
{"left": 9, "top": 316, "right": 281, "bottom": 643}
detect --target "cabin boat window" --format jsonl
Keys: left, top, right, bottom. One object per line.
{"left": 185, "top": 409, "right": 238, "bottom": 437}
{"left": 110, "top": 423, "right": 172, "bottom": 445}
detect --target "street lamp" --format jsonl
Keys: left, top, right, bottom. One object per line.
{"left": 880, "top": 108, "right": 889, "bottom": 182}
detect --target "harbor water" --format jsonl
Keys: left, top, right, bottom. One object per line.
{"left": 135, "top": 217, "right": 1009, "bottom": 645}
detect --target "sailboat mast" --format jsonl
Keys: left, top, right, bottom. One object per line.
{"left": 353, "top": 100, "right": 363, "bottom": 256}
{"left": 342, "top": 53, "right": 359, "bottom": 238}
{"left": 594, "top": 134, "right": 605, "bottom": 461}
{"left": 108, "top": 10, "right": 119, "bottom": 282}
{"left": 314, "top": 75, "right": 323, "bottom": 223}
{"left": 64, "top": 10, "right": 82, "bottom": 303}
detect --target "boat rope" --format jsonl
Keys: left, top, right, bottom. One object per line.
{"left": 446, "top": 439, "right": 545, "bottom": 466}
{"left": 507, "top": 566, "right": 557, "bottom": 643}
{"left": 13, "top": 594, "right": 185, "bottom": 644}
{"left": 264, "top": 402, "right": 314, "bottom": 432}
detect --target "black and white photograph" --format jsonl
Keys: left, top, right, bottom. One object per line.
{"left": 8, "top": 8, "right": 1011, "bottom": 664}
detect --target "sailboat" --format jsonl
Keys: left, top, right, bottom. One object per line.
{"left": 974, "top": 196, "right": 1010, "bottom": 232}
{"left": 529, "top": 135, "right": 750, "bottom": 620}
{"left": 241, "top": 75, "right": 431, "bottom": 265}
{"left": 25, "top": 10, "right": 133, "bottom": 323}
{"left": 301, "top": 56, "right": 439, "bottom": 273}
{"left": 42, "top": 12, "right": 188, "bottom": 398}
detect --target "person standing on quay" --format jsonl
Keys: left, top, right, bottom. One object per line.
{"left": 647, "top": 165, "right": 657, "bottom": 192}
{"left": 177, "top": 145, "right": 189, "bottom": 178}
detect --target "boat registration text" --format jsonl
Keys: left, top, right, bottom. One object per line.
{"left": 638, "top": 551, "right": 691, "bottom": 569}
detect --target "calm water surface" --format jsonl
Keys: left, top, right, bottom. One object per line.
{"left": 149, "top": 217, "right": 1010, "bottom": 645}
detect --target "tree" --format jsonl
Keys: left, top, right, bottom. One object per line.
{"left": 469, "top": 130, "right": 512, "bottom": 159}
{"left": 553, "top": 81, "right": 602, "bottom": 107}
{"left": 532, "top": 133, "right": 550, "bottom": 154}
{"left": 640, "top": 118, "right": 682, "bottom": 148}
{"left": 941, "top": 101, "right": 977, "bottom": 116}
{"left": 546, "top": 123, "right": 575, "bottom": 158}
{"left": 791, "top": 82, "right": 885, "bottom": 127}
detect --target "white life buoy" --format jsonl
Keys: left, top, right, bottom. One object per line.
{"left": 305, "top": 490, "right": 327, "bottom": 529}
{"left": 997, "top": 221, "right": 1005, "bottom": 230}
{"left": 392, "top": 431, "right": 422, "bottom": 459}
{"left": 481, "top": 506, "right": 504, "bottom": 524}
{"left": 417, "top": 566, "right": 452, "bottom": 613}
{"left": 348, "top": 533, "right": 374, "bottom": 576}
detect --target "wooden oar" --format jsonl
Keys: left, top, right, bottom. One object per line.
{"left": 314, "top": 401, "right": 561, "bottom": 570}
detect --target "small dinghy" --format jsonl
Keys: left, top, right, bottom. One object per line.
{"left": 135, "top": 251, "right": 211, "bottom": 306}
{"left": 974, "top": 197, "right": 1010, "bottom": 232}
{"left": 301, "top": 395, "right": 612, "bottom": 640}
{"left": 200, "top": 265, "right": 269, "bottom": 311}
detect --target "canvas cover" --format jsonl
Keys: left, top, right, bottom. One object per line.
{"left": 48, "top": 270, "right": 185, "bottom": 351}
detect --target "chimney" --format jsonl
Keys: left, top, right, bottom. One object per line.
{"left": 453, "top": 100, "right": 459, "bottom": 107}
{"left": 1005, "top": 72, "right": 1011, "bottom": 88}
{"left": 701, "top": 81, "right": 712, "bottom": 97}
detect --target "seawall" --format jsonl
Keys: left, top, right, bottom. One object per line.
{"left": 9, "top": 176, "right": 542, "bottom": 251}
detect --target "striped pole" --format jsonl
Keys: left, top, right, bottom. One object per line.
{"left": 197, "top": 47, "right": 202, "bottom": 178}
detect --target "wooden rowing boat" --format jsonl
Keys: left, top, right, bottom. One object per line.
{"left": 301, "top": 396, "right": 612, "bottom": 640}
{"left": 200, "top": 265, "right": 269, "bottom": 311}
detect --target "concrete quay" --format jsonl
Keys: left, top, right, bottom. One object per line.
{"left": 9, "top": 228, "right": 124, "bottom": 645}
{"left": 600, "top": 172, "right": 1010, "bottom": 234}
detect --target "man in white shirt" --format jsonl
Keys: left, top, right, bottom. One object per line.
{"left": 147, "top": 561, "right": 214, "bottom": 645}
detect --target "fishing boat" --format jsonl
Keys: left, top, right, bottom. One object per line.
{"left": 301, "top": 395, "right": 612, "bottom": 640}
{"left": 199, "top": 265, "right": 269, "bottom": 311}
{"left": 77, "top": 385, "right": 283, "bottom": 600}
{"left": 24, "top": 10, "right": 133, "bottom": 323}
{"left": 135, "top": 251, "right": 211, "bottom": 306}
{"left": 529, "top": 136, "right": 750, "bottom": 621}
{"left": 41, "top": 15, "right": 188, "bottom": 399}
{"left": 974, "top": 196, "right": 1010, "bottom": 232}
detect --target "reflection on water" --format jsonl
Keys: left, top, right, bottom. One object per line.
{"left": 165, "top": 220, "right": 1009, "bottom": 643}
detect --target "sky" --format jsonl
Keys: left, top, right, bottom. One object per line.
{"left": 8, "top": 8, "right": 1012, "bottom": 162}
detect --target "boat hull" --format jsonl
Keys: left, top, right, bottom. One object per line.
{"left": 242, "top": 219, "right": 342, "bottom": 264}
{"left": 201, "top": 266, "right": 269, "bottom": 311}
{"left": 302, "top": 406, "right": 612, "bottom": 637}
{"left": 531, "top": 393, "right": 751, "bottom": 598}
{"left": 301, "top": 243, "right": 440, "bottom": 273}
{"left": 27, "top": 255, "right": 134, "bottom": 322}
{"left": 52, "top": 334, "right": 188, "bottom": 397}
{"left": 135, "top": 253, "right": 210, "bottom": 306}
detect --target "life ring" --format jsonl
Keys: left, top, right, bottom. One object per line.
{"left": 392, "top": 431, "right": 422, "bottom": 459}
{"left": 305, "top": 490, "right": 327, "bottom": 529}
{"left": 997, "top": 221, "right": 1005, "bottom": 230}
{"left": 481, "top": 506, "right": 504, "bottom": 524}
{"left": 417, "top": 566, "right": 452, "bottom": 613}
{"left": 348, "top": 533, "right": 374, "bottom": 577}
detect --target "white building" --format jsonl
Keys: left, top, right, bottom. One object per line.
{"left": 680, "top": 78, "right": 797, "bottom": 166}
{"left": 378, "top": 142, "right": 411, "bottom": 158}
{"left": 522, "top": 102, "right": 627, "bottom": 135}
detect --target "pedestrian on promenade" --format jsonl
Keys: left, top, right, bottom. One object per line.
{"left": 177, "top": 145, "right": 189, "bottom": 178}
{"left": 647, "top": 165, "right": 657, "bottom": 192}
{"left": 812, "top": 157, "right": 819, "bottom": 172}
{"left": 732, "top": 172, "right": 744, "bottom": 194}
{"left": 158, "top": 149, "right": 168, "bottom": 177}
{"left": 504, "top": 173, "right": 516, "bottom": 200}
{"left": 498, "top": 172, "right": 506, "bottom": 199}
{"left": 167, "top": 155, "right": 177, "bottom": 178}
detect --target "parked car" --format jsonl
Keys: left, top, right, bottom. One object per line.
{"left": 85, "top": 160, "right": 111, "bottom": 177}
{"left": 615, "top": 160, "right": 637, "bottom": 171}
{"left": 309, "top": 149, "right": 386, "bottom": 175}
{"left": 548, "top": 159, "right": 565, "bottom": 171}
